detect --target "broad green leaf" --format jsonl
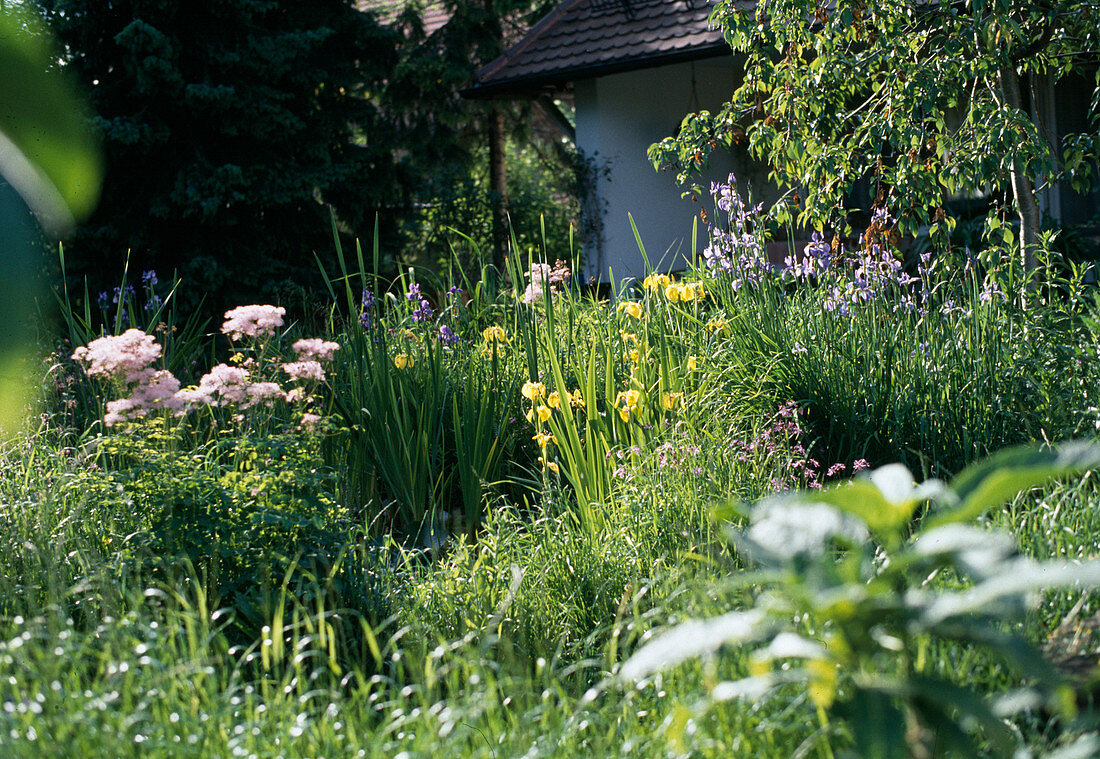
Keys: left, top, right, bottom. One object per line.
{"left": 743, "top": 498, "right": 868, "bottom": 562}
{"left": 928, "top": 441, "right": 1100, "bottom": 528}
{"left": 908, "top": 675, "right": 1017, "bottom": 756}
{"left": 812, "top": 465, "right": 949, "bottom": 534}
{"left": 910, "top": 524, "right": 1017, "bottom": 580}
{"left": 620, "top": 609, "right": 767, "bottom": 681}
{"left": 0, "top": 7, "right": 101, "bottom": 438}
{"left": 0, "top": 6, "right": 101, "bottom": 231}
{"left": 922, "top": 559, "right": 1100, "bottom": 625}
{"left": 833, "top": 687, "right": 911, "bottom": 759}
{"left": 0, "top": 179, "right": 43, "bottom": 437}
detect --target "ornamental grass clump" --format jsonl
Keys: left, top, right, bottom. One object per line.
{"left": 691, "top": 174, "right": 1095, "bottom": 476}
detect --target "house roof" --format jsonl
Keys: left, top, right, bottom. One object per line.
{"left": 358, "top": 1, "right": 450, "bottom": 37}
{"left": 466, "top": 0, "right": 734, "bottom": 98}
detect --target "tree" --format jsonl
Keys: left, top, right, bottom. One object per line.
{"left": 379, "top": 0, "right": 566, "bottom": 273}
{"left": 36, "top": 0, "right": 402, "bottom": 313}
{"left": 650, "top": 0, "right": 1100, "bottom": 270}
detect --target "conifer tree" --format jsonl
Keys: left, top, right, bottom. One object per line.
{"left": 37, "top": 0, "right": 401, "bottom": 311}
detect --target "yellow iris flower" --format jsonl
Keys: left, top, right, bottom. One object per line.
{"left": 615, "top": 389, "right": 641, "bottom": 422}
{"left": 522, "top": 380, "right": 546, "bottom": 401}
{"left": 394, "top": 353, "right": 413, "bottom": 369}
{"left": 643, "top": 273, "right": 672, "bottom": 292}
{"left": 617, "top": 301, "right": 643, "bottom": 319}
{"left": 482, "top": 326, "right": 507, "bottom": 343}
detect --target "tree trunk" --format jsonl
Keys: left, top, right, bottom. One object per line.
{"left": 998, "top": 65, "right": 1041, "bottom": 278}
{"left": 488, "top": 106, "right": 509, "bottom": 274}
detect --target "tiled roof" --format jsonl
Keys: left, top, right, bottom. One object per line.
{"left": 467, "top": 0, "right": 734, "bottom": 97}
{"left": 358, "top": 0, "right": 450, "bottom": 36}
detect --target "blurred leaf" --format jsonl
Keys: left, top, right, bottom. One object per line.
{"left": 908, "top": 675, "right": 1017, "bottom": 756}
{"left": 1042, "top": 735, "right": 1100, "bottom": 759}
{"left": 619, "top": 609, "right": 767, "bottom": 682}
{"left": 0, "top": 6, "right": 101, "bottom": 438}
{"left": 0, "top": 6, "right": 101, "bottom": 231}
{"left": 0, "top": 178, "right": 43, "bottom": 437}
{"left": 710, "top": 676, "right": 774, "bottom": 702}
{"left": 922, "top": 559, "right": 1100, "bottom": 625}
{"left": 742, "top": 498, "right": 868, "bottom": 563}
{"left": 910, "top": 524, "right": 1018, "bottom": 581}
{"left": 928, "top": 441, "right": 1100, "bottom": 528}
{"left": 810, "top": 465, "right": 949, "bottom": 536}
{"left": 833, "top": 687, "right": 911, "bottom": 759}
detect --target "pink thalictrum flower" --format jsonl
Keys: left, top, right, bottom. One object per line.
{"left": 221, "top": 305, "right": 286, "bottom": 340}
{"left": 292, "top": 338, "right": 341, "bottom": 362}
{"left": 282, "top": 360, "right": 326, "bottom": 382}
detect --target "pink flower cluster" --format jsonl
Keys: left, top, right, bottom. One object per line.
{"left": 292, "top": 338, "right": 340, "bottom": 362}
{"left": 71, "top": 329, "right": 163, "bottom": 384}
{"left": 104, "top": 370, "right": 183, "bottom": 427}
{"left": 72, "top": 307, "right": 341, "bottom": 428}
{"left": 221, "top": 305, "right": 286, "bottom": 341}
{"left": 521, "top": 260, "right": 571, "bottom": 305}
{"left": 282, "top": 361, "right": 327, "bottom": 382}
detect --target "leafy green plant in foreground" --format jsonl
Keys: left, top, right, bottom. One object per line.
{"left": 623, "top": 442, "right": 1100, "bottom": 758}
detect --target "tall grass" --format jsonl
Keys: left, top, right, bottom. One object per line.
{"left": 4, "top": 208, "right": 1099, "bottom": 757}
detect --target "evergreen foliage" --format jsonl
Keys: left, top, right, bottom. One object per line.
{"left": 37, "top": 0, "right": 401, "bottom": 312}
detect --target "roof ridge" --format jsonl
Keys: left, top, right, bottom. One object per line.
{"left": 474, "top": 0, "right": 588, "bottom": 86}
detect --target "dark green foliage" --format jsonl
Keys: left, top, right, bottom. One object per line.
{"left": 64, "top": 420, "right": 351, "bottom": 606}
{"left": 379, "top": 0, "right": 576, "bottom": 272}
{"left": 36, "top": 0, "right": 401, "bottom": 314}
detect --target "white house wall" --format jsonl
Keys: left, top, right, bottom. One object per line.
{"left": 574, "top": 57, "right": 773, "bottom": 284}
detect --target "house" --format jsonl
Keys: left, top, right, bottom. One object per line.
{"left": 463, "top": 0, "right": 769, "bottom": 283}
{"left": 463, "top": 0, "right": 1100, "bottom": 282}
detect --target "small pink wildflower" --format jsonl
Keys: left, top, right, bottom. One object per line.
{"left": 285, "top": 387, "right": 306, "bottom": 404}
{"left": 244, "top": 381, "right": 286, "bottom": 408}
{"left": 196, "top": 363, "right": 251, "bottom": 406}
{"left": 71, "top": 329, "right": 162, "bottom": 383}
{"left": 221, "top": 305, "right": 285, "bottom": 340}
{"left": 853, "top": 458, "right": 870, "bottom": 472}
{"left": 282, "top": 360, "right": 326, "bottom": 382}
{"left": 102, "top": 370, "right": 183, "bottom": 426}
{"left": 298, "top": 413, "right": 323, "bottom": 432}
{"left": 292, "top": 338, "right": 340, "bottom": 362}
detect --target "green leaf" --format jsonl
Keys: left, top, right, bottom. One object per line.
{"left": 908, "top": 675, "right": 1017, "bottom": 756}
{"left": 922, "top": 559, "right": 1100, "bottom": 624}
{"left": 812, "top": 464, "right": 948, "bottom": 534}
{"left": 833, "top": 687, "right": 911, "bottom": 759}
{"left": 0, "top": 6, "right": 101, "bottom": 231}
{"left": 619, "top": 609, "right": 767, "bottom": 681}
{"left": 927, "top": 441, "right": 1100, "bottom": 528}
